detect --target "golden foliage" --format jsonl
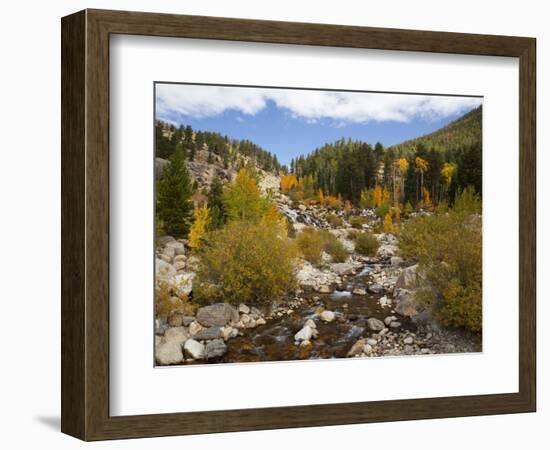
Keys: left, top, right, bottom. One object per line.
{"left": 441, "top": 162, "right": 458, "bottom": 185}
{"left": 383, "top": 212, "right": 395, "bottom": 234}
{"left": 193, "top": 221, "right": 297, "bottom": 305}
{"left": 155, "top": 281, "right": 196, "bottom": 319}
{"left": 415, "top": 156, "right": 429, "bottom": 173}
{"left": 188, "top": 203, "right": 210, "bottom": 248}
{"left": 373, "top": 185, "right": 383, "bottom": 207}
{"left": 280, "top": 174, "right": 298, "bottom": 192}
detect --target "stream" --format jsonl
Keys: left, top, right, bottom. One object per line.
{"left": 220, "top": 260, "right": 415, "bottom": 363}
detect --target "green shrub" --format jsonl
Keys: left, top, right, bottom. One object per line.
{"left": 193, "top": 221, "right": 296, "bottom": 305}
{"left": 347, "top": 229, "right": 359, "bottom": 240}
{"left": 319, "top": 230, "right": 348, "bottom": 263}
{"left": 375, "top": 202, "right": 390, "bottom": 219}
{"left": 349, "top": 216, "right": 368, "bottom": 229}
{"left": 354, "top": 232, "right": 380, "bottom": 256}
{"left": 326, "top": 213, "right": 344, "bottom": 228}
{"left": 399, "top": 187, "right": 482, "bottom": 332}
{"left": 296, "top": 228, "right": 348, "bottom": 264}
{"left": 296, "top": 228, "right": 325, "bottom": 264}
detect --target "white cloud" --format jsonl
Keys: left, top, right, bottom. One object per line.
{"left": 156, "top": 84, "right": 482, "bottom": 124}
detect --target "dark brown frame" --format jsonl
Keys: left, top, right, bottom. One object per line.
{"left": 61, "top": 9, "right": 536, "bottom": 441}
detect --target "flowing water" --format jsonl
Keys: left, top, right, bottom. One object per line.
{"left": 221, "top": 264, "right": 415, "bottom": 363}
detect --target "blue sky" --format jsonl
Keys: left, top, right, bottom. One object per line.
{"left": 156, "top": 83, "right": 482, "bottom": 166}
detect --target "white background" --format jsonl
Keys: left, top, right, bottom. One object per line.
{"left": 110, "top": 35, "right": 518, "bottom": 416}
{"left": 0, "top": 0, "right": 547, "bottom": 449}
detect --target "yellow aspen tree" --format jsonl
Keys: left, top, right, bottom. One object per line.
{"left": 383, "top": 212, "right": 394, "bottom": 234}
{"left": 337, "top": 193, "right": 343, "bottom": 209}
{"left": 398, "top": 158, "right": 409, "bottom": 202}
{"left": 344, "top": 200, "right": 352, "bottom": 215}
{"left": 318, "top": 189, "right": 325, "bottom": 205}
{"left": 373, "top": 185, "right": 383, "bottom": 207}
{"left": 440, "top": 162, "right": 457, "bottom": 202}
{"left": 415, "top": 156, "right": 429, "bottom": 205}
{"left": 188, "top": 203, "right": 211, "bottom": 248}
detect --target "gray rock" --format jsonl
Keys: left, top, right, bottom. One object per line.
{"left": 367, "top": 317, "right": 385, "bottom": 331}
{"left": 205, "top": 339, "right": 227, "bottom": 359}
{"left": 188, "top": 321, "right": 203, "bottom": 336}
{"left": 403, "top": 336, "right": 414, "bottom": 345}
{"left": 394, "top": 291, "right": 419, "bottom": 317}
{"left": 157, "top": 235, "right": 175, "bottom": 246}
{"left": 250, "top": 307, "right": 262, "bottom": 316}
{"left": 155, "top": 341, "right": 184, "bottom": 365}
{"left": 331, "top": 263, "right": 355, "bottom": 276}
{"left": 193, "top": 326, "right": 223, "bottom": 340}
{"left": 368, "top": 283, "right": 384, "bottom": 294}
{"left": 366, "top": 338, "right": 378, "bottom": 346}
{"left": 184, "top": 339, "right": 206, "bottom": 360}
{"left": 389, "top": 321, "right": 402, "bottom": 328}
{"left": 173, "top": 260, "right": 187, "bottom": 272}
{"left": 162, "top": 246, "right": 175, "bottom": 259}
{"left": 182, "top": 316, "right": 195, "bottom": 327}
{"left": 384, "top": 315, "right": 397, "bottom": 326}
{"left": 196, "top": 303, "right": 239, "bottom": 327}
{"left": 155, "top": 318, "right": 169, "bottom": 335}
{"left": 395, "top": 264, "right": 419, "bottom": 289}
{"left": 164, "top": 326, "right": 189, "bottom": 345}
{"left": 156, "top": 259, "right": 176, "bottom": 281}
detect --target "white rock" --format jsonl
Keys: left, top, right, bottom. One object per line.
{"left": 352, "top": 288, "right": 367, "bottom": 295}
{"left": 188, "top": 321, "right": 203, "bottom": 336}
{"left": 316, "top": 285, "right": 331, "bottom": 293}
{"left": 367, "top": 338, "right": 378, "bottom": 346}
{"left": 184, "top": 339, "right": 206, "bottom": 360}
{"left": 403, "top": 336, "right": 414, "bottom": 345}
{"left": 238, "top": 303, "right": 250, "bottom": 314}
{"left": 320, "top": 310, "right": 336, "bottom": 322}
{"left": 294, "top": 325, "right": 314, "bottom": 342}
{"left": 304, "top": 319, "right": 317, "bottom": 329}
{"left": 256, "top": 317, "right": 266, "bottom": 326}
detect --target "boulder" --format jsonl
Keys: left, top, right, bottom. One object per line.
{"left": 205, "top": 339, "right": 227, "bottom": 359}
{"left": 367, "top": 318, "right": 385, "bottom": 331}
{"left": 304, "top": 319, "right": 317, "bottom": 329}
{"left": 193, "top": 326, "right": 223, "bottom": 340}
{"left": 184, "top": 339, "right": 206, "bottom": 360}
{"left": 157, "top": 235, "right": 175, "bottom": 246}
{"left": 394, "top": 291, "right": 419, "bottom": 317}
{"left": 196, "top": 303, "right": 239, "bottom": 327}
{"left": 320, "top": 310, "right": 336, "bottom": 323}
{"left": 188, "top": 321, "right": 203, "bottom": 336}
{"left": 173, "top": 260, "right": 187, "bottom": 272}
{"left": 403, "top": 336, "right": 414, "bottom": 345}
{"left": 155, "top": 341, "right": 184, "bottom": 365}
{"left": 368, "top": 283, "right": 384, "bottom": 294}
{"left": 156, "top": 259, "right": 176, "bottom": 281}
{"left": 163, "top": 326, "right": 189, "bottom": 345}
{"left": 182, "top": 316, "right": 195, "bottom": 327}
{"left": 352, "top": 288, "right": 367, "bottom": 296}
{"left": 172, "top": 272, "right": 194, "bottom": 297}
{"left": 238, "top": 303, "right": 250, "bottom": 314}
{"left": 294, "top": 325, "right": 314, "bottom": 342}
{"left": 395, "top": 264, "right": 419, "bottom": 290}
{"left": 331, "top": 263, "right": 355, "bottom": 276}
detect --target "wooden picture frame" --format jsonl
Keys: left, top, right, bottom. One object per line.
{"left": 61, "top": 9, "right": 536, "bottom": 441}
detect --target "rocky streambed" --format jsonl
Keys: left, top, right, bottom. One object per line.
{"left": 155, "top": 245, "right": 481, "bottom": 366}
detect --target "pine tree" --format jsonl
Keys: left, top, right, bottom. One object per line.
{"left": 207, "top": 176, "right": 226, "bottom": 229}
{"left": 156, "top": 146, "right": 193, "bottom": 238}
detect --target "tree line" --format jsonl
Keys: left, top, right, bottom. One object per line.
{"left": 289, "top": 106, "right": 482, "bottom": 208}
{"left": 155, "top": 121, "right": 283, "bottom": 173}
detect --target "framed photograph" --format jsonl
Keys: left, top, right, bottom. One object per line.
{"left": 61, "top": 9, "right": 536, "bottom": 440}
